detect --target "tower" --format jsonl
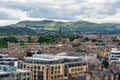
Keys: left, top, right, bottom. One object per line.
{"left": 58, "top": 26, "right": 62, "bottom": 44}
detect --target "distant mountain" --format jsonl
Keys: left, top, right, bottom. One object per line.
{"left": 1, "top": 20, "right": 120, "bottom": 34}
{"left": 0, "top": 26, "right": 36, "bottom": 35}
{"left": 14, "top": 20, "right": 120, "bottom": 33}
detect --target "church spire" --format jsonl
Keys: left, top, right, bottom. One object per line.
{"left": 58, "top": 26, "right": 62, "bottom": 44}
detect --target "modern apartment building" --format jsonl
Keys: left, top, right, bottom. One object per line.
{"left": 18, "top": 54, "right": 88, "bottom": 80}
{"left": 0, "top": 54, "right": 18, "bottom": 67}
{"left": 0, "top": 65, "right": 31, "bottom": 80}
{"left": 108, "top": 48, "right": 120, "bottom": 62}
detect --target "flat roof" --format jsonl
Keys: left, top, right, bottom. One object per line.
{"left": 0, "top": 71, "right": 11, "bottom": 75}
{"left": 0, "top": 54, "right": 8, "bottom": 56}
{"left": 16, "top": 69, "right": 31, "bottom": 73}
{"left": 2, "top": 57, "right": 17, "bottom": 59}
{"left": 111, "top": 48, "right": 120, "bottom": 53}
{"left": 25, "top": 54, "right": 81, "bottom": 61}
{"left": 0, "top": 61, "right": 13, "bottom": 63}
{"left": 0, "top": 65, "right": 30, "bottom": 73}
{"left": 0, "top": 70, "right": 30, "bottom": 74}
{"left": 111, "top": 51, "right": 120, "bottom": 53}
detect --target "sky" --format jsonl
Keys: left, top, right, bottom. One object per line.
{"left": 0, "top": 0, "right": 120, "bottom": 25}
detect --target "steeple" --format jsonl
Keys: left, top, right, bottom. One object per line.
{"left": 58, "top": 26, "right": 62, "bottom": 44}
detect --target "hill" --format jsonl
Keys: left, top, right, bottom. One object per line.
{"left": 15, "top": 20, "right": 120, "bottom": 33}
{"left": 1, "top": 20, "right": 120, "bottom": 34}
{"left": 0, "top": 26, "right": 36, "bottom": 35}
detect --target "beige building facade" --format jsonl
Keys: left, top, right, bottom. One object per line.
{"left": 18, "top": 54, "right": 88, "bottom": 80}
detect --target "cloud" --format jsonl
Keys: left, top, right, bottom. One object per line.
{"left": 0, "top": 20, "right": 20, "bottom": 26}
{"left": 0, "top": 0, "right": 120, "bottom": 25}
{"left": 85, "top": 0, "right": 120, "bottom": 3}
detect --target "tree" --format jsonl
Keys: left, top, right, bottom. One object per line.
{"left": 81, "top": 37, "right": 90, "bottom": 42}
{"left": 28, "top": 37, "right": 32, "bottom": 43}
{"left": 102, "top": 60, "right": 109, "bottom": 68}
{"left": 2, "top": 37, "right": 18, "bottom": 43}
{"left": 0, "top": 37, "right": 18, "bottom": 48}
{"left": 38, "top": 35, "right": 57, "bottom": 44}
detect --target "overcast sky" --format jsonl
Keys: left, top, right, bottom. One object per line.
{"left": 0, "top": 0, "right": 120, "bottom": 25}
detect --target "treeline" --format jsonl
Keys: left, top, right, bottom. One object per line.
{"left": 0, "top": 34, "right": 81, "bottom": 48}
{"left": 38, "top": 35, "right": 58, "bottom": 43}
{"left": 0, "top": 37, "right": 18, "bottom": 48}
{"left": 37, "top": 34, "right": 81, "bottom": 43}
{"left": 0, "top": 27, "right": 36, "bottom": 35}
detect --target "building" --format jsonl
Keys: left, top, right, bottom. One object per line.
{"left": 58, "top": 26, "right": 63, "bottom": 44}
{"left": 26, "top": 50, "right": 42, "bottom": 57}
{"left": 76, "top": 73, "right": 91, "bottom": 80}
{"left": 57, "top": 26, "right": 70, "bottom": 45}
{"left": 0, "top": 71, "right": 14, "bottom": 80}
{"left": 18, "top": 54, "right": 88, "bottom": 80}
{"left": 81, "top": 54, "right": 102, "bottom": 71}
{"left": 75, "top": 70, "right": 120, "bottom": 80}
{"left": 108, "top": 48, "right": 120, "bottom": 62}
{"left": 0, "top": 65, "right": 31, "bottom": 80}
{"left": 0, "top": 54, "right": 18, "bottom": 67}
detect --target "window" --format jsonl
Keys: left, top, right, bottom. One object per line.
{"left": 42, "top": 66, "right": 44, "bottom": 70}
{"left": 58, "top": 71, "right": 60, "bottom": 74}
{"left": 22, "top": 78, "right": 26, "bottom": 80}
{"left": 38, "top": 66, "right": 40, "bottom": 70}
{"left": 51, "top": 67, "right": 54, "bottom": 74}
{"left": 24, "top": 65, "right": 26, "bottom": 68}
{"left": 34, "top": 75, "right": 36, "bottom": 78}
{"left": 34, "top": 66, "right": 36, "bottom": 69}
{"left": 55, "top": 66, "right": 57, "bottom": 69}
{"left": 31, "top": 66, "right": 33, "bottom": 69}
{"left": 58, "top": 66, "right": 60, "bottom": 69}
{"left": 27, "top": 66, "right": 29, "bottom": 69}
{"left": 34, "top": 70, "right": 36, "bottom": 74}
{"left": 27, "top": 73, "right": 30, "bottom": 76}
{"left": 27, "top": 78, "right": 30, "bottom": 80}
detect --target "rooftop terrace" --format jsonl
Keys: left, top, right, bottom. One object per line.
{"left": 24, "top": 54, "right": 86, "bottom": 65}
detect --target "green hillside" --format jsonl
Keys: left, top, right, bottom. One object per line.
{"left": 0, "top": 20, "right": 120, "bottom": 35}
{"left": 15, "top": 20, "right": 120, "bottom": 33}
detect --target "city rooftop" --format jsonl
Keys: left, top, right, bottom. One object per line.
{"left": 25, "top": 54, "right": 82, "bottom": 61}
{"left": 24, "top": 54, "right": 86, "bottom": 65}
